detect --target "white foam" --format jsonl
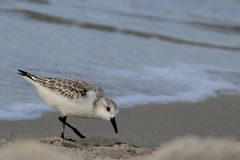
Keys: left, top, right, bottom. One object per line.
{"left": 1, "top": 64, "right": 240, "bottom": 120}
{"left": 0, "top": 103, "right": 54, "bottom": 120}
{"left": 114, "top": 63, "right": 240, "bottom": 107}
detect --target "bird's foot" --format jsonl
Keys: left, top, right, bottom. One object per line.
{"left": 60, "top": 136, "right": 76, "bottom": 142}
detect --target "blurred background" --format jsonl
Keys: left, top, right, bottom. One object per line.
{"left": 0, "top": 0, "right": 240, "bottom": 120}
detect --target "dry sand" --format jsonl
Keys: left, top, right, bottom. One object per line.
{"left": 2, "top": 136, "right": 240, "bottom": 160}
{"left": 0, "top": 94, "right": 240, "bottom": 159}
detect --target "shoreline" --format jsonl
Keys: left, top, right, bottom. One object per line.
{"left": 1, "top": 94, "right": 240, "bottom": 148}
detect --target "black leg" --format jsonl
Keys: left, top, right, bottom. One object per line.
{"left": 58, "top": 116, "right": 86, "bottom": 139}
{"left": 59, "top": 116, "right": 77, "bottom": 142}
{"left": 59, "top": 116, "right": 67, "bottom": 138}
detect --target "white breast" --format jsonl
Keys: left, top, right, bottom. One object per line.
{"left": 31, "top": 80, "right": 97, "bottom": 118}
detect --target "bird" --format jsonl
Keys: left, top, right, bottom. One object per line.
{"left": 17, "top": 70, "right": 119, "bottom": 141}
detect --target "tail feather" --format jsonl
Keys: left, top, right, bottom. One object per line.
{"left": 17, "top": 70, "right": 34, "bottom": 80}
{"left": 17, "top": 70, "right": 47, "bottom": 85}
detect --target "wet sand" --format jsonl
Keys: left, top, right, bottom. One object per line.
{"left": 1, "top": 94, "right": 240, "bottom": 159}
{"left": 1, "top": 94, "right": 240, "bottom": 148}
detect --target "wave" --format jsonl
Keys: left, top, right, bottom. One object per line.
{"left": 113, "top": 64, "right": 240, "bottom": 107}
{"left": 23, "top": 64, "right": 240, "bottom": 108}
{"left": 1, "top": 7, "right": 240, "bottom": 51}
{"left": 0, "top": 64, "right": 240, "bottom": 120}
{"left": 0, "top": 103, "right": 54, "bottom": 120}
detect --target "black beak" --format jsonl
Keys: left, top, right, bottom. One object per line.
{"left": 110, "top": 117, "right": 118, "bottom": 133}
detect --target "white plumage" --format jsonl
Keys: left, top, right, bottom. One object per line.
{"left": 18, "top": 70, "right": 119, "bottom": 140}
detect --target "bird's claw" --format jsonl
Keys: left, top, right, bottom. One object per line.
{"left": 61, "top": 136, "right": 76, "bottom": 142}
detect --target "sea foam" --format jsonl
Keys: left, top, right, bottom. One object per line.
{"left": 114, "top": 63, "right": 240, "bottom": 107}
{"left": 0, "top": 103, "right": 54, "bottom": 120}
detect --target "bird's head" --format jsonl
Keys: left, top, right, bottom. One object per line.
{"left": 94, "top": 97, "right": 119, "bottom": 133}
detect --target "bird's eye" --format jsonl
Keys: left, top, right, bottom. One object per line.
{"left": 106, "top": 107, "right": 111, "bottom": 112}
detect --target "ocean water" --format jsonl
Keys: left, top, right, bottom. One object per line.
{"left": 0, "top": 0, "right": 240, "bottom": 120}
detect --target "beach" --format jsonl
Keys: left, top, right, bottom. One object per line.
{"left": 1, "top": 1, "right": 240, "bottom": 159}
{"left": 1, "top": 94, "right": 240, "bottom": 159}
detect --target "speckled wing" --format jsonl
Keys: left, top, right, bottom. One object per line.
{"left": 31, "top": 76, "right": 104, "bottom": 100}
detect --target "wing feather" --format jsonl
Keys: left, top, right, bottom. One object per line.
{"left": 36, "top": 77, "right": 104, "bottom": 99}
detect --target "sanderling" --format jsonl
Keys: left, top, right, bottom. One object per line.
{"left": 17, "top": 70, "right": 119, "bottom": 140}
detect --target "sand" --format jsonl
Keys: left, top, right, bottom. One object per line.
{"left": 0, "top": 94, "right": 240, "bottom": 159}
